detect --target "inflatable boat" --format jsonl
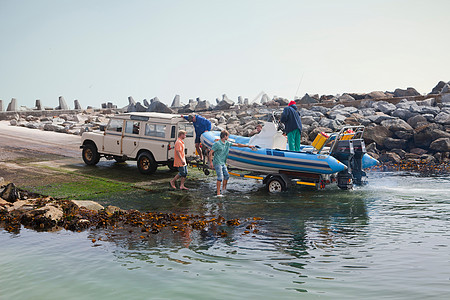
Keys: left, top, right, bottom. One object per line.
{"left": 200, "top": 122, "right": 379, "bottom": 191}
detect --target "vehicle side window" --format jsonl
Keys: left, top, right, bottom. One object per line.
{"left": 178, "top": 123, "right": 194, "bottom": 137}
{"left": 171, "top": 126, "right": 176, "bottom": 139}
{"left": 125, "top": 121, "right": 140, "bottom": 135}
{"left": 145, "top": 124, "right": 166, "bottom": 138}
{"left": 106, "top": 119, "right": 123, "bottom": 132}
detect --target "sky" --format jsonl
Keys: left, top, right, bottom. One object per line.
{"left": 1, "top": 0, "right": 449, "bottom": 109}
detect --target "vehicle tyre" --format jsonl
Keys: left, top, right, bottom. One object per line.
{"left": 167, "top": 159, "right": 178, "bottom": 172}
{"left": 266, "top": 177, "right": 286, "bottom": 193}
{"left": 114, "top": 156, "right": 127, "bottom": 163}
{"left": 137, "top": 152, "right": 157, "bottom": 174}
{"left": 82, "top": 144, "right": 100, "bottom": 165}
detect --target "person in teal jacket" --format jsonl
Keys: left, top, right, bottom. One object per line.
{"left": 208, "top": 130, "right": 256, "bottom": 196}
{"left": 280, "top": 101, "right": 302, "bottom": 151}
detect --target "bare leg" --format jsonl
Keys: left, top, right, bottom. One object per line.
{"left": 222, "top": 179, "right": 228, "bottom": 191}
{"left": 170, "top": 174, "right": 180, "bottom": 189}
{"left": 216, "top": 181, "right": 221, "bottom": 196}
{"left": 195, "top": 143, "right": 203, "bottom": 160}
{"left": 180, "top": 177, "right": 188, "bottom": 190}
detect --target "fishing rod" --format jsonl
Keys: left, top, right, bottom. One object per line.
{"left": 294, "top": 72, "right": 304, "bottom": 99}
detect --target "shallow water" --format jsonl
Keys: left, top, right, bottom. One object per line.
{"left": 1, "top": 172, "right": 449, "bottom": 299}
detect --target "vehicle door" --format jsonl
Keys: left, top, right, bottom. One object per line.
{"left": 167, "top": 125, "right": 177, "bottom": 160}
{"left": 122, "top": 120, "right": 141, "bottom": 156}
{"left": 103, "top": 119, "right": 123, "bottom": 155}
{"left": 140, "top": 123, "right": 168, "bottom": 161}
{"left": 178, "top": 122, "right": 196, "bottom": 157}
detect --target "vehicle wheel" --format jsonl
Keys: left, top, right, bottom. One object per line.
{"left": 114, "top": 156, "right": 127, "bottom": 163}
{"left": 266, "top": 177, "right": 286, "bottom": 193}
{"left": 137, "top": 152, "right": 157, "bottom": 174}
{"left": 167, "top": 159, "right": 178, "bottom": 172}
{"left": 82, "top": 144, "right": 100, "bottom": 165}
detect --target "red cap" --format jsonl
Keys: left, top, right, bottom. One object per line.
{"left": 288, "top": 100, "right": 296, "bottom": 106}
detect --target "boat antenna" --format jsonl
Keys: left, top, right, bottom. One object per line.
{"left": 294, "top": 73, "right": 304, "bottom": 100}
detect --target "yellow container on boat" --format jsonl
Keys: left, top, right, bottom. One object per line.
{"left": 340, "top": 129, "right": 355, "bottom": 140}
{"left": 312, "top": 132, "right": 330, "bottom": 150}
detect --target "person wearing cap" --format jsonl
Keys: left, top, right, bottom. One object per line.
{"left": 181, "top": 114, "right": 212, "bottom": 160}
{"left": 280, "top": 100, "right": 302, "bottom": 151}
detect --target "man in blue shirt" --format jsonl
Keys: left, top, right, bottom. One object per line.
{"left": 280, "top": 101, "right": 302, "bottom": 151}
{"left": 182, "top": 114, "right": 212, "bottom": 160}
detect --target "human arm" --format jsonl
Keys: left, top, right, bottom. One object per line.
{"left": 208, "top": 149, "right": 214, "bottom": 168}
{"left": 232, "top": 143, "right": 257, "bottom": 150}
{"left": 280, "top": 108, "right": 288, "bottom": 123}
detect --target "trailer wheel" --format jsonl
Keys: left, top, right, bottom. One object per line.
{"left": 82, "top": 144, "right": 100, "bottom": 165}
{"left": 137, "top": 152, "right": 157, "bottom": 174}
{"left": 266, "top": 177, "right": 286, "bottom": 193}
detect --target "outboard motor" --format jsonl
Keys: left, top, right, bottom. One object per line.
{"left": 329, "top": 126, "right": 367, "bottom": 190}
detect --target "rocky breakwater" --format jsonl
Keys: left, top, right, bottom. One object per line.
{"left": 4, "top": 81, "right": 450, "bottom": 170}
{"left": 7, "top": 111, "right": 116, "bottom": 135}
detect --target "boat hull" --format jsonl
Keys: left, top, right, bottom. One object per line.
{"left": 201, "top": 131, "right": 347, "bottom": 175}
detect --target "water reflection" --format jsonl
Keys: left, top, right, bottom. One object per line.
{"left": 89, "top": 178, "right": 370, "bottom": 284}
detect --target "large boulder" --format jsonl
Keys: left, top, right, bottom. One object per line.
{"left": 396, "top": 99, "right": 420, "bottom": 111}
{"left": 338, "top": 94, "right": 355, "bottom": 102}
{"left": 301, "top": 116, "right": 316, "bottom": 126}
{"left": 378, "top": 152, "right": 402, "bottom": 164}
{"left": 215, "top": 95, "right": 234, "bottom": 110}
{"left": 384, "top": 138, "right": 408, "bottom": 150}
{"left": 127, "top": 96, "right": 137, "bottom": 112}
{"left": 365, "top": 91, "right": 388, "bottom": 99}
{"left": 56, "top": 96, "right": 69, "bottom": 110}
{"left": 431, "top": 129, "right": 450, "bottom": 141}
{"left": 380, "top": 119, "right": 414, "bottom": 132}
{"left": 394, "top": 130, "right": 414, "bottom": 140}
{"left": 419, "top": 106, "right": 440, "bottom": 116}
{"left": 392, "top": 108, "right": 415, "bottom": 121}
{"left": 393, "top": 87, "right": 420, "bottom": 97}
{"left": 273, "top": 97, "right": 289, "bottom": 106}
{"left": 434, "top": 112, "right": 450, "bottom": 125}
{"left": 407, "top": 115, "right": 428, "bottom": 129}
{"left": 367, "top": 113, "right": 396, "bottom": 124}
{"left": 147, "top": 100, "right": 173, "bottom": 113}
{"left": 195, "top": 100, "right": 212, "bottom": 111}
{"left": 442, "top": 93, "right": 450, "bottom": 103}
{"left": 260, "top": 94, "right": 270, "bottom": 104}
{"left": 373, "top": 101, "right": 397, "bottom": 114}
{"left": 7, "top": 98, "right": 18, "bottom": 111}
{"left": 428, "top": 81, "right": 447, "bottom": 95}
{"left": 134, "top": 102, "right": 147, "bottom": 112}
{"left": 413, "top": 123, "right": 439, "bottom": 148}
{"left": 299, "top": 93, "right": 319, "bottom": 104}
{"left": 171, "top": 95, "right": 181, "bottom": 108}
{"left": 310, "top": 106, "right": 330, "bottom": 114}
{"left": 0, "top": 183, "right": 20, "bottom": 203}
{"left": 429, "top": 138, "right": 450, "bottom": 152}
{"left": 347, "top": 93, "right": 366, "bottom": 100}
{"left": 364, "top": 125, "right": 393, "bottom": 148}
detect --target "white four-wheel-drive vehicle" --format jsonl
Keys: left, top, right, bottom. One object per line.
{"left": 80, "top": 112, "right": 196, "bottom": 174}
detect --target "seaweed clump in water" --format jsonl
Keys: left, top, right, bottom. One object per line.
{"left": 0, "top": 187, "right": 262, "bottom": 239}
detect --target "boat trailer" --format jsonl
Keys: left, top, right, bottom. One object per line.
{"left": 191, "top": 125, "right": 372, "bottom": 192}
